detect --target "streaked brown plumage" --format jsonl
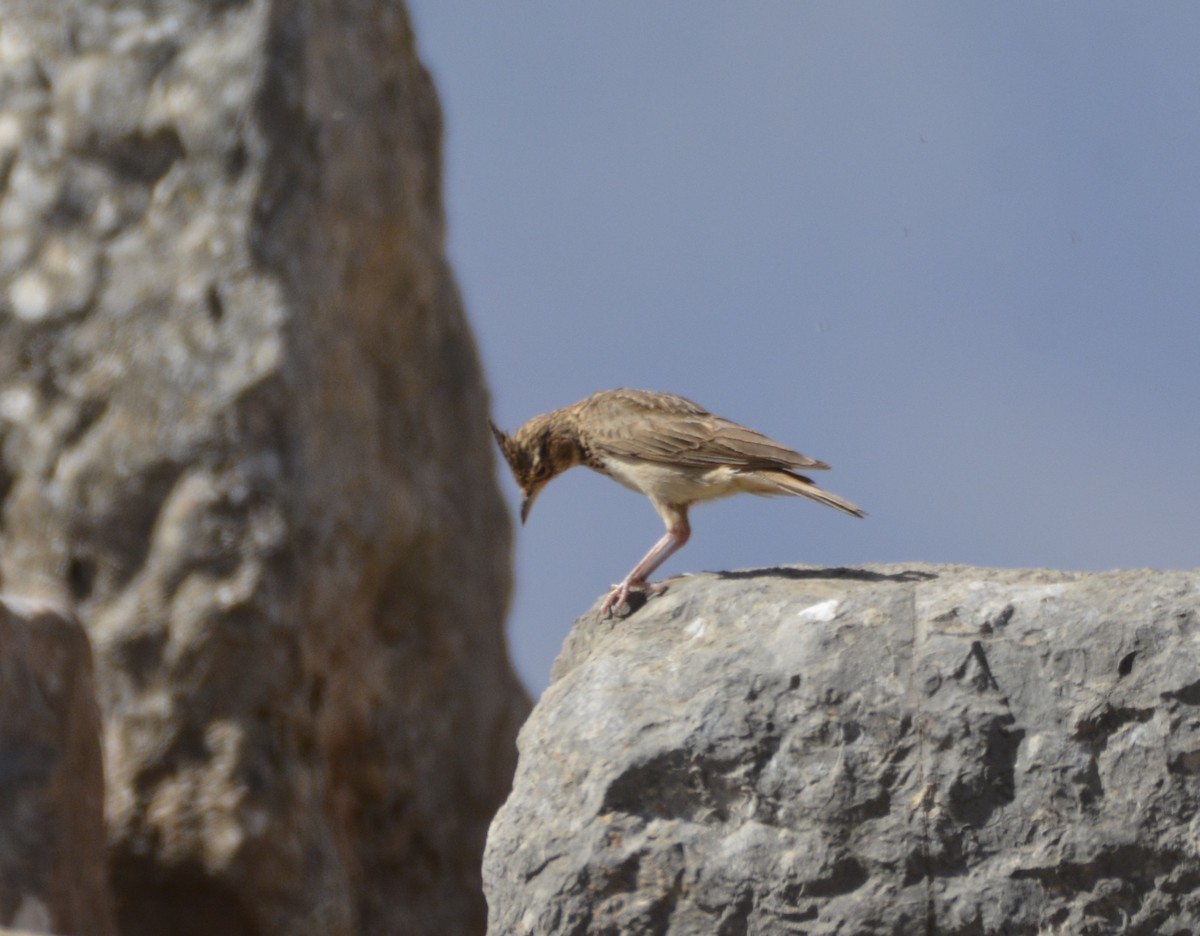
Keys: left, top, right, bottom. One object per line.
{"left": 490, "top": 388, "right": 865, "bottom": 615}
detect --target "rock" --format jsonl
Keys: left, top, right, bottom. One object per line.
{"left": 0, "top": 2, "right": 529, "bottom": 935}
{"left": 484, "top": 564, "right": 1200, "bottom": 935}
{"left": 0, "top": 597, "right": 115, "bottom": 936}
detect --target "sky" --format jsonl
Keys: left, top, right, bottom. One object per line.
{"left": 405, "top": 3, "right": 1200, "bottom": 695}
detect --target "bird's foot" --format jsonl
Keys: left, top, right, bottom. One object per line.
{"left": 600, "top": 578, "right": 669, "bottom": 617}
{"left": 600, "top": 582, "right": 632, "bottom": 617}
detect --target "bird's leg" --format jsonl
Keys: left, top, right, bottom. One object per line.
{"left": 601, "top": 517, "right": 691, "bottom": 615}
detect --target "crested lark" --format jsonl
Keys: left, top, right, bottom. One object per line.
{"left": 490, "top": 388, "right": 865, "bottom": 615}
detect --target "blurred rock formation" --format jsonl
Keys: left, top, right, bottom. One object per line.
{"left": 0, "top": 598, "right": 113, "bottom": 936}
{"left": 0, "top": 2, "right": 529, "bottom": 934}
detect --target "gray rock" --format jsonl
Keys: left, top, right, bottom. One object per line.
{"left": 0, "top": 596, "right": 115, "bottom": 936}
{"left": 484, "top": 564, "right": 1200, "bottom": 935}
{"left": 1, "top": 2, "right": 528, "bottom": 934}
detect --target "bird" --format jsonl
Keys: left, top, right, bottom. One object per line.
{"left": 489, "top": 388, "right": 865, "bottom": 615}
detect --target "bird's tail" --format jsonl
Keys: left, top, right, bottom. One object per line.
{"left": 750, "top": 469, "right": 866, "bottom": 518}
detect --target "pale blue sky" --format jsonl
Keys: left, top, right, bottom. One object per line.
{"left": 406, "top": 3, "right": 1200, "bottom": 694}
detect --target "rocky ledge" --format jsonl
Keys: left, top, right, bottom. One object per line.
{"left": 484, "top": 564, "right": 1200, "bottom": 936}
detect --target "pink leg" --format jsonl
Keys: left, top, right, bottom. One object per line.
{"left": 601, "top": 518, "right": 691, "bottom": 615}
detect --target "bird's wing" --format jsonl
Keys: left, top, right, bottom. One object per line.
{"left": 580, "top": 388, "right": 831, "bottom": 471}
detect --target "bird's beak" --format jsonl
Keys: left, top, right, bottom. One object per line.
{"left": 519, "top": 486, "right": 540, "bottom": 524}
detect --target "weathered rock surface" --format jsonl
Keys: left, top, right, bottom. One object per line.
{"left": 1, "top": 2, "right": 529, "bottom": 935}
{"left": 485, "top": 564, "right": 1200, "bottom": 935}
{"left": 0, "top": 597, "right": 114, "bottom": 936}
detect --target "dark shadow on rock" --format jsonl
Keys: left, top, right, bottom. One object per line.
{"left": 596, "top": 589, "right": 652, "bottom": 620}
{"left": 715, "top": 566, "right": 938, "bottom": 584}
{"left": 593, "top": 567, "right": 938, "bottom": 621}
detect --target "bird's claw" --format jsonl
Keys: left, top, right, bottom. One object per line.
{"left": 600, "top": 579, "right": 669, "bottom": 618}
{"left": 600, "top": 583, "right": 631, "bottom": 617}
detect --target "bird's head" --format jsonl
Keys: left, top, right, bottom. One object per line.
{"left": 489, "top": 414, "right": 579, "bottom": 523}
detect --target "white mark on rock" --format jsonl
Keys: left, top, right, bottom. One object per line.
{"left": 12, "top": 895, "right": 52, "bottom": 931}
{"left": 0, "top": 385, "right": 37, "bottom": 424}
{"left": 9, "top": 269, "right": 52, "bottom": 321}
{"left": 1, "top": 593, "right": 70, "bottom": 619}
{"left": 684, "top": 617, "right": 708, "bottom": 639}
{"left": 797, "top": 599, "right": 839, "bottom": 624}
